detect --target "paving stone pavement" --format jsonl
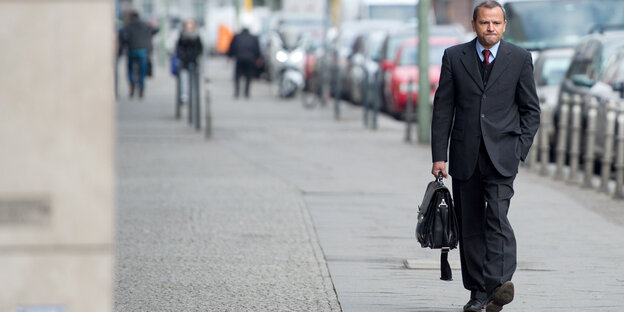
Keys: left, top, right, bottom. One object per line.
{"left": 115, "top": 57, "right": 624, "bottom": 311}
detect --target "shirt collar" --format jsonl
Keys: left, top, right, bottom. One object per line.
{"left": 475, "top": 39, "right": 501, "bottom": 62}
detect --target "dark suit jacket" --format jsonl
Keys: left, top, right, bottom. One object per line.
{"left": 431, "top": 39, "right": 540, "bottom": 180}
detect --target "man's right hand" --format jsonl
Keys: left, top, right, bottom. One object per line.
{"left": 431, "top": 161, "right": 448, "bottom": 179}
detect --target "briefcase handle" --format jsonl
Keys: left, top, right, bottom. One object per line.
{"left": 437, "top": 172, "right": 444, "bottom": 184}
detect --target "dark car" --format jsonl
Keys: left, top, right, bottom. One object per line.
{"left": 329, "top": 20, "right": 403, "bottom": 99}
{"left": 534, "top": 48, "right": 574, "bottom": 112}
{"left": 503, "top": 0, "right": 624, "bottom": 52}
{"left": 587, "top": 47, "right": 624, "bottom": 160}
{"left": 346, "top": 30, "right": 389, "bottom": 105}
{"left": 559, "top": 30, "right": 624, "bottom": 110}
{"left": 552, "top": 29, "right": 624, "bottom": 165}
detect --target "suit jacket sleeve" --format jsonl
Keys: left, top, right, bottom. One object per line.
{"left": 431, "top": 49, "right": 455, "bottom": 163}
{"left": 515, "top": 52, "right": 540, "bottom": 161}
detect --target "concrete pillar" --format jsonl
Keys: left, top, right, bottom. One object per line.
{"left": 0, "top": 1, "right": 114, "bottom": 311}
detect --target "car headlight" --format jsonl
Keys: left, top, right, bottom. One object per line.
{"left": 400, "top": 82, "right": 419, "bottom": 93}
{"left": 290, "top": 50, "right": 304, "bottom": 63}
{"left": 276, "top": 50, "right": 288, "bottom": 63}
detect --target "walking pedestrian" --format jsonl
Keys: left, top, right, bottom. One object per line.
{"left": 119, "top": 11, "right": 158, "bottom": 99}
{"left": 175, "top": 19, "right": 203, "bottom": 106}
{"left": 430, "top": 1, "right": 540, "bottom": 311}
{"left": 227, "top": 26, "right": 261, "bottom": 99}
{"left": 176, "top": 19, "right": 203, "bottom": 70}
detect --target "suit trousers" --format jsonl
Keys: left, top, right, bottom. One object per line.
{"left": 451, "top": 139, "right": 517, "bottom": 301}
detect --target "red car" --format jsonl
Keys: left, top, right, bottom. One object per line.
{"left": 381, "top": 37, "right": 460, "bottom": 117}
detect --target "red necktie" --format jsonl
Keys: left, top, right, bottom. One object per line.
{"left": 482, "top": 49, "right": 491, "bottom": 66}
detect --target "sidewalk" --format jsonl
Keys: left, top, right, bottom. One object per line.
{"left": 115, "top": 57, "right": 624, "bottom": 311}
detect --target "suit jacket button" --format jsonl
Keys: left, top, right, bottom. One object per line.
{"left": 481, "top": 114, "right": 485, "bottom": 118}
{"left": 482, "top": 94, "right": 487, "bottom": 99}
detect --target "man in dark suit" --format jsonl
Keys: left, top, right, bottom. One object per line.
{"left": 431, "top": 1, "right": 540, "bottom": 311}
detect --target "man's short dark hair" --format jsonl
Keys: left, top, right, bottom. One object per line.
{"left": 473, "top": 1, "right": 506, "bottom": 21}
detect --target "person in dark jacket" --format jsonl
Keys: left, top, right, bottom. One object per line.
{"left": 227, "top": 27, "right": 261, "bottom": 98}
{"left": 119, "top": 11, "right": 158, "bottom": 99}
{"left": 176, "top": 19, "right": 203, "bottom": 70}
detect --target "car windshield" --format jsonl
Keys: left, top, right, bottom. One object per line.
{"left": 399, "top": 44, "right": 447, "bottom": 66}
{"left": 369, "top": 5, "right": 417, "bottom": 22}
{"left": 539, "top": 56, "right": 572, "bottom": 86}
{"left": 600, "top": 51, "right": 624, "bottom": 84}
{"left": 386, "top": 33, "right": 416, "bottom": 60}
{"left": 366, "top": 33, "right": 386, "bottom": 60}
{"left": 504, "top": 0, "right": 624, "bottom": 50}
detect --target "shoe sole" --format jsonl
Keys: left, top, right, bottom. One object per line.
{"left": 464, "top": 302, "right": 485, "bottom": 312}
{"left": 486, "top": 281, "right": 514, "bottom": 312}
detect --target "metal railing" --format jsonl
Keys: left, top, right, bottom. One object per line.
{"left": 531, "top": 93, "right": 624, "bottom": 199}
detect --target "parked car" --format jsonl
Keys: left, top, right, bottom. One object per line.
{"left": 502, "top": 0, "right": 624, "bottom": 60}
{"left": 555, "top": 29, "right": 624, "bottom": 131}
{"left": 587, "top": 48, "right": 624, "bottom": 161}
{"left": 381, "top": 36, "right": 460, "bottom": 117}
{"left": 379, "top": 26, "right": 417, "bottom": 110}
{"left": 532, "top": 48, "right": 574, "bottom": 150}
{"left": 346, "top": 30, "right": 389, "bottom": 105}
{"left": 549, "top": 29, "right": 624, "bottom": 166}
{"left": 378, "top": 25, "right": 467, "bottom": 111}
{"left": 534, "top": 48, "right": 574, "bottom": 111}
{"left": 329, "top": 20, "right": 403, "bottom": 99}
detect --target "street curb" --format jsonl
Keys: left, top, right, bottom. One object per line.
{"left": 299, "top": 196, "right": 343, "bottom": 312}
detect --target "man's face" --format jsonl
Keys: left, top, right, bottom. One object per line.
{"left": 471, "top": 6, "right": 506, "bottom": 49}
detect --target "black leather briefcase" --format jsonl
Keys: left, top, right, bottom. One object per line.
{"left": 415, "top": 174, "right": 458, "bottom": 280}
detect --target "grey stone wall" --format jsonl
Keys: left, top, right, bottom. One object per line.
{"left": 0, "top": 1, "right": 114, "bottom": 311}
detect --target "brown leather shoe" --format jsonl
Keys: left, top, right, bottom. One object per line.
{"left": 486, "top": 281, "right": 514, "bottom": 312}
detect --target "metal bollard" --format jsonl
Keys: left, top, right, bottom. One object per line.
{"left": 333, "top": 50, "right": 341, "bottom": 120}
{"left": 528, "top": 124, "right": 539, "bottom": 170}
{"left": 204, "top": 75, "right": 212, "bottom": 139}
{"left": 362, "top": 69, "right": 369, "bottom": 128}
{"left": 582, "top": 97, "right": 599, "bottom": 188}
{"left": 600, "top": 100, "right": 618, "bottom": 193}
{"left": 568, "top": 94, "right": 583, "bottom": 183}
{"left": 193, "top": 63, "right": 201, "bottom": 130}
{"left": 539, "top": 107, "right": 552, "bottom": 176}
{"left": 614, "top": 104, "right": 624, "bottom": 199}
{"left": 333, "top": 64, "right": 342, "bottom": 120}
{"left": 372, "top": 70, "right": 380, "bottom": 130}
{"left": 555, "top": 93, "right": 571, "bottom": 180}
{"left": 320, "top": 54, "right": 328, "bottom": 107}
{"left": 175, "top": 72, "right": 182, "bottom": 119}
{"left": 404, "top": 79, "right": 414, "bottom": 142}
{"left": 187, "top": 64, "right": 195, "bottom": 125}
{"left": 115, "top": 56, "right": 119, "bottom": 99}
